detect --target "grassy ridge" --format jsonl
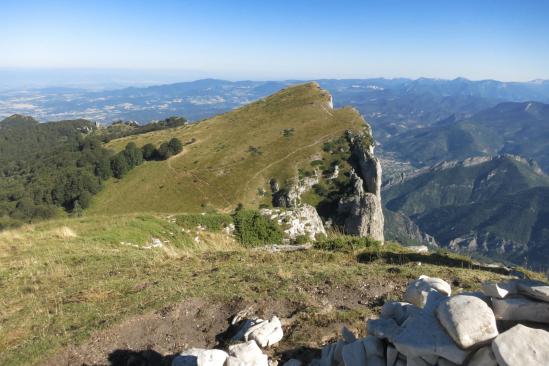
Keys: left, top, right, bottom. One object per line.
{"left": 88, "top": 83, "right": 364, "bottom": 214}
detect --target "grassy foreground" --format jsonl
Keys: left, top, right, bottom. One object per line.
{"left": 0, "top": 214, "right": 535, "bottom": 366}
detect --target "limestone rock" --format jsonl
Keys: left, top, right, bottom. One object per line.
{"left": 492, "top": 324, "right": 549, "bottom": 366}
{"left": 391, "top": 309, "right": 470, "bottom": 364}
{"left": 481, "top": 281, "right": 517, "bottom": 299}
{"left": 386, "top": 345, "right": 398, "bottom": 366}
{"left": 366, "top": 318, "right": 401, "bottom": 342}
{"left": 380, "top": 302, "right": 420, "bottom": 325}
{"left": 516, "top": 279, "right": 549, "bottom": 302}
{"left": 341, "top": 339, "right": 367, "bottom": 366}
{"left": 406, "top": 245, "right": 429, "bottom": 254}
{"left": 338, "top": 169, "right": 384, "bottom": 242}
{"left": 244, "top": 316, "right": 284, "bottom": 348}
{"left": 232, "top": 318, "right": 262, "bottom": 341}
{"left": 228, "top": 341, "right": 269, "bottom": 366}
{"left": 172, "top": 348, "right": 228, "bottom": 366}
{"left": 466, "top": 346, "right": 497, "bottom": 366}
{"left": 282, "top": 360, "right": 302, "bottom": 366}
{"left": 492, "top": 296, "right": 549, "bottom": 323}
{"left": 403, "top": 276, "right": 451, "bottom": 309}
{"left": 435, "top": 295, "right": 498, "bottom": 349}
{"left": 259, "top": 204, "right": 325, "bottom": 242}
{"left": 362, "top": 336, "right": 385, "bottom": 366}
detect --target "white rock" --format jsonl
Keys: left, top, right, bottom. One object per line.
{"left": 386, "top": 345, "right": 398, "bottom": 366}
{"left": 435, "top": 295, "right": 498, "bottom": 349}
{"left": 481, "top": 281, "right": 517, "bottom": 299}
{"left": 492, "top": 296, "right": 549, "bottom": 323}
{"left": 341, "top": 339, "right": 367, "bottom": 366}
{"left": 228, "top": 341, "right": 269, "bottom": 366}
{"left": 245, "top": 316, "right": 284, "bottom": 347}
{"left": 282, "top": 359, "right": 302, "bottom": 366}
{"left": 362, "top": 336, "right": 385, "bottom": 366}
{"left": 367, "top": 318, "right": 401, "bottom": 342}
{"left": 172, "top": 348, "right": 228, "bottom": 366}
{"left": 436, "top": 358, "right": 459, "bottom": 366}
{"left": 492, "top": 324, "right": 549, "bottom": 366}
{"left": 404, "top": 276, "right": 451, "bottom": 309}
{"left": 232, "top": 319, "right": 262, "bottom": 341}
{"left": 392, "top": 309, "right": 470, "bottom": 365}
{"left": 516, "top": 280, "right": 549, "bottom": 302}
{"left": 405, "top": 357, "right": 430, "bottom": 366}
{"left": 381, "top": 302, "right": 421, "bottom": 325}
{"left": 466, "top": 346, "right": 497, "bottom": 366}
{"left": 342, "top": 326, "right": 357, "bottom": 343}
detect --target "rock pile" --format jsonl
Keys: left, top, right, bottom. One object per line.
{"left": 316, "top": 276, "right": 549, "bottom": 366}
{"left": 171, "top": 316, "right": 284, "bottom": 366}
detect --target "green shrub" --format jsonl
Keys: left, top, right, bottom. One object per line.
{"left": 293, "top": 234, "right": 309, "bottom": 245}
{"left": 314, "top": 234, "right": 382, "bottom": 252}
{"left": 175, "top": 213, "right": 233, "bottom": 231}
{"left": 232, "top": 209, "right": 283, "bottom": 247}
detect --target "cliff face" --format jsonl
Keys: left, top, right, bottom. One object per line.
{"left": 338, "top": 132, "right": 385, "bottom": 242}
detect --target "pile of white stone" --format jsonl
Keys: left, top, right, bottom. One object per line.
{"left": 315, "top": 275, "right": 549, "bottom": 366}
{"left": 172, "top": 316, "right": 284, "bottom": 366}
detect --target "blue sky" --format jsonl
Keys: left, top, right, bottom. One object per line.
{"left": 2, "top": 0, "right": 549, "bottom": 82}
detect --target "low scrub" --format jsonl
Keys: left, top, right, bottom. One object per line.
{"left": 314, "top": 234, "right": 383, "bottom": 251}
{"left": 233, "top": 209, "right": 283, "bottom": 247}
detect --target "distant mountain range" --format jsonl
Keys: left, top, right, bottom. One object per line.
{"left": 383, "top": 101, "right": 549, "bottom": 171}
{"left": 2, "top": 77, "right": 549, "bottom": 142}
{"left": 383, "top": 155, "right": 549, "bottom": 269}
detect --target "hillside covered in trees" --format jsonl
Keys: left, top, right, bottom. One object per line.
{"left": 0, "top": 115, "right": 184, "bottom": 229}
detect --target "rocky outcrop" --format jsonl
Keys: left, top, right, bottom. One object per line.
{"left": 271, "top": 171, "right": 320, "bottom": 208}
{"left": 336, "top": 131, "right": 384, "bottom": 242}
{"left": 317, "top": 276, "right": 549, "bottom": 366}
{"left": 259, "top": 204, "right": 326, "bottom": 242}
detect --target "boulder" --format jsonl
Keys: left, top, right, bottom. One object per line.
{"left": 341, "top": 339, "right": 367, "bottom": 366}
{"left": 492, "top": 324, "right": 549, "bottom": 366}
{"left": 391, "top": 309, "right": 470, "bottom": 364}
{"left": 259, "top": 205, "right": 325, "bottom": 242}
{"left": 435, "top": 295, "right": 498, "bottom": 348}
{"left": 516, "top": 280, "right": 549, "bottom": 302}
{"left": 282, "top": 360, "right": 302, "bottom": 366}
{"left": 244, "top": 316, "right": 284, "bottom": 347}
{"left": 172, "top": 348, "right": 228, "bottom": 366}
{"left": 481, "top": 281, "right": 517, "bottom": 299}
{"left": 386, "top": 345, "right": 398, "bottom": 366}
{"left": 403, "top": 276, "right": 451, "bottom": 309}
{"left": 362, "top": 336, "right": 385, "bottom": 366}
{"left": 406, "top": 246, "right": 429, "bottom": 254}
{"left": 366, "top": 318, "right": 401, "bottom": 342}
{"left": 380, "top": 302, "right": 420, "bottom": 325}
{"left": 232, "top": 319, "right": 262, "bottom": 341}
{"left": 466, "top": 346, "right": 497, "bottom": 366}
{"left": 492, "top": 296, "right": 549, "bottom": 323}
{"left": 228, "top": 341, "right": 269, "bottom": 366}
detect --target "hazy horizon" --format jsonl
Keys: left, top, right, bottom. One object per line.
{"left": 3, "top": 0, "right": 549, "bottom": 87}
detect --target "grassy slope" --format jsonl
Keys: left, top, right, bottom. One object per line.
{"left": 88, "top": 83, "right": 364, "bottom": 214}
{"left": 0, "top": 215, "right": 532, "bottom": 366}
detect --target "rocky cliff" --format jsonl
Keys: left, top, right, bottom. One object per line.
{"left": 337, "top": 131, "right": 385, "bottom": 242}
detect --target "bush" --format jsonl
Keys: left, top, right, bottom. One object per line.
{"left": 314, "top": 234, "right": 382, "bottom": 252}
{"left": 111, "top": 153, "right": 129, "bottom": 179}
{"left": 141, "top": 143, "right": 157, "bottom": 160}
{"left": 167, "top": 138, "right": 183, "bottom": 155}
{"left": 232, "top": 209, "right": 283, "bottom": 247}
{"left": 293, "top": 234, "right": 309, "bottom": 245}
{"left": 157, "top": 142, "right": 171, "bottom": 160}
{"left": 176, "top": 213, "right": 233, "bottom": 231}
{"left": 123, "top": 142, "right": 144, "bottom": 168}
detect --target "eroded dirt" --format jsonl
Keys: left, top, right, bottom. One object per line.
{"left": 44, "top": 276, "right": 405, "bottom": 366}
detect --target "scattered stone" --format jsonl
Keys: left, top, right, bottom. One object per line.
{"left": 492, "top": 296, "right": 549, "bottom": 323}
{"left": 228, "top": 341, "right": 269, "bottom": 366}
{"left": 282, "top": 359, "right": 302, "bottom": 366}
{"left": 172, "top": 348, "right": 228, "bottom": 366}
{"left": 366, "top": 318, "right": 401, "bottom": 342}
{"left": 435, "top": 295, "right": 498, "bottom": 349}
{"left": 341, "top": 339, "right": 367, "bottom": 366}
{"left": 467, "top": 346, "right": 497, "bottom": 366}
{"left": 403, "top": 276, "right": 451, "bottom": 308}
{"left": 516, "top": 279, "right": 549, "bottom": 302}
{"left": 362, "top": 336, "right": 385, "bottom": 366}
{"left": 391, "top": 309, "right": 470, "bottom": 364}
{"left": 380, "top": 302, "right": 420, "bottom": 325}
{"left": 244, "top": 316, "right": 284, "bottom": 348}
{"left": 232, "top": 318, "right": 262, "bottom": 341}
{"left": 492, "top": 324, "right": 549, "bottom": 366}
{"left": 481, "top": 281, "right": 517, "bottom": 299}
